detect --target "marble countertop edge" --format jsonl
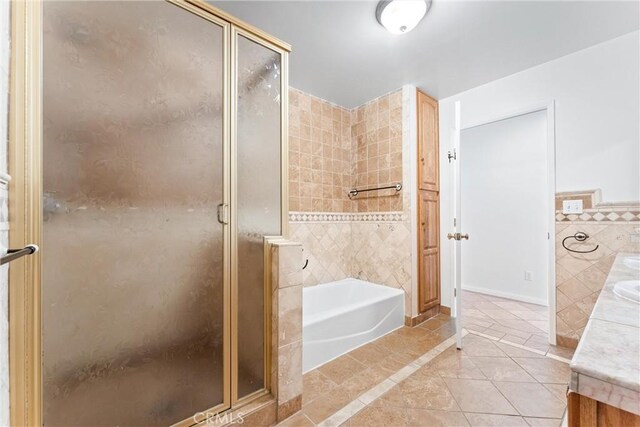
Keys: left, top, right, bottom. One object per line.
{"left": 569, "top": 252, "right": 640, "bottom": 410}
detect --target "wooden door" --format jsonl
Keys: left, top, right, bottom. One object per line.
{"left": 418, "top": 191, "right": 440, "bottom": 312}
{"left": 417, "top": 91, "right": 439, "bottom": 192}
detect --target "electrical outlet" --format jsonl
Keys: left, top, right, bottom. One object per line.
{"left": 562, "top": 200, "right": 583, "bottom": 214}
{"left": 524, "top": 271, "right": 533, "bottom": 281}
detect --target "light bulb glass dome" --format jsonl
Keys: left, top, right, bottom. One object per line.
{"left": 376, "top": 0, "right": 431, "bottom": 35}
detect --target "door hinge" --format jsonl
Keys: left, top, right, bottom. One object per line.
{"left": 454, "top": 288, "right": 457, "bottom": 297}
{"left": 448, "top": 149, "right": 457, "bottom": 163}
{"left": 454, "top": 217, "right": 457, "bottom": 227}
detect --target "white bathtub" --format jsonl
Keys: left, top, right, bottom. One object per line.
{"left": 303, "top": 278, "right": 405, "bottom": 372}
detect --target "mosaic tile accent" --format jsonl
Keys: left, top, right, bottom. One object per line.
{"left": 289, "top": 211, "right": 407, "bottom": 223}
{"left": 555, "top": 208, "right": 640, "bottom": 223}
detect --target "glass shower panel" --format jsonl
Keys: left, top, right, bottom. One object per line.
{"left": 42, "top": 2, "right": 226, "bottom": 425}
{"left": 236, "top": 34, "right": 282, "bottom": 398}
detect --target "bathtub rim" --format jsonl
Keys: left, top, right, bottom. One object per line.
{"left": 303, "top": 278, "right": 405, "bottom": 327}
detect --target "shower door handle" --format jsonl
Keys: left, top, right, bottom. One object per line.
{"left": 217, "top": 203, "right": 229, "bottom": 225}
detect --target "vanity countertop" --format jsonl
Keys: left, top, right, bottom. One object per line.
{"left": 569, "top": 252, "right": 640, "bottom": 415}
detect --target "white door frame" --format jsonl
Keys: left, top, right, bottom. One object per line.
{"left": 453, "top": 100, "right": 557, "bottom": 345}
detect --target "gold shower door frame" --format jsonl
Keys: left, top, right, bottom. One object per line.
{"left": 8, "top": 1, "right": 290, "bottom": 425}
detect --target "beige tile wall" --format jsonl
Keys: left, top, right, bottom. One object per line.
{"left": 288, "top": 86, "right": 415, "bottom": 315}
{"left": 289, "top": 88, "right": 353, "bottom": 212}
{"left": 351, "top": 91, "right": 403, "bottom": 212}
{"left": 555, "top": 200, "right": 640, "bottom": 348}
{"left": 288, "top": 88, "right": 403, "bottom": 213}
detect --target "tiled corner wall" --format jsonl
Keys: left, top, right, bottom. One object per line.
{"left": 0, "top": 1, "right": 10, "bottom": 424}
{"left": 288, "top": 87, "right": 403, "bottom": 213}
{"left": 351, "top": 91, "right": 403, "bottom": 212}
{"left": 555, "top": 192, "right": 640, "bottom": 348}
{"left": 288, "top": 89, "right": 353, "bottom": 212}
{"left": 288, "top": 87, "right": 414, "bottom": 314}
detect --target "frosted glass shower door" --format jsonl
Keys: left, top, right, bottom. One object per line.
{"left": 42, "top": 1, "right": 228, "bottom": 425}
{"left": 234, "top": 31, "right": 283, "bottom": 400}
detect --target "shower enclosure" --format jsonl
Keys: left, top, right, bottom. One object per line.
{"left": 9, "top": 1, "right": 289, "bottom": 425}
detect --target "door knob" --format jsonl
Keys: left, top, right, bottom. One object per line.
{"left": 447, "top": 232, "right": 469, "bottom": 241}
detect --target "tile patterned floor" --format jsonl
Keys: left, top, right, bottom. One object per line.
{"left": 280, "top": 310, "right": 575, "bottom": 427}
{"left": 461, "top": 291, "right": 554, "bottom": 353}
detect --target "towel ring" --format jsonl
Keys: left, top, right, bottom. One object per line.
{"left": 562, "top": 232, "right": 599, "bottom": 254}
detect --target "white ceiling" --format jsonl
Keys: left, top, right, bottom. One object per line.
{"left": 211, "top": 1, "right": 639, "bottom": 108}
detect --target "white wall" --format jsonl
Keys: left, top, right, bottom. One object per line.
{"left": 439, "top": 31, "right": 640, "bottom": 308}
{"left": 460, "top": 110, "right": 548, "bottom": 305}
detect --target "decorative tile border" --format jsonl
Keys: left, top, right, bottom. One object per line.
{"left": 555, "top": 190, "right": 639, "bottom": 223}
{"left": 555, "top": 209, "right": 640, "bottom": 223}
{"left": 289, "top": 211, "right": 407, "bottom": 223}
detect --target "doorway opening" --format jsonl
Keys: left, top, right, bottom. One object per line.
{"left": 452, "top": 103, "right": 556, "bottom": 350}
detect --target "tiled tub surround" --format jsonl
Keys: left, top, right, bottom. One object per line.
{"left": 555, "top": 200, "right": 640, "bottom": 348}
{"left": 350, "top": 90, "right": 403, "bottom": 212}
{"left": 569, "top": 252, "right": 640, "bottom": 416}
{"left": 288, "top": 88, "right": 403, "bottom": 213}
{"left": 288, "top": 89, "right": 353, "bottom": 213}
{"left": 279, "top": 315, "right": 573, "bottom": 427}
{"left": 288, "top": 87, "right": 417, "bottom": 317}
{"left": 290, "top": 216, "right": 413, "bottom": 313}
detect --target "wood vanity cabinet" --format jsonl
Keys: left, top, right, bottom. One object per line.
{"left": 417, "top": 91, "right": 441, "bottom": 314}
{"left": 568, "top": 392, "right": 640, "bottom": 427}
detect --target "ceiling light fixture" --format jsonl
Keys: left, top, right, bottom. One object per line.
{"left": 376, "top": 0, "right": 431, "bottom": 35}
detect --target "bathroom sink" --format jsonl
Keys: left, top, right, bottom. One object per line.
{"left": 614, "top": 280, "right": 640, "bottom": 303}
{"left": 623, "top": 255, "right": 640, "bottom": 271}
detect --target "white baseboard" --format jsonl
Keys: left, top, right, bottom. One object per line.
{"left": 462, "top": 284, "right": 548, "bottom": 307}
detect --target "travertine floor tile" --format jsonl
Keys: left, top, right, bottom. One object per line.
{"left": 460, "top": 335, "right": 506, "bottom": 357}
{"left": 347, "top": 405, "right": 409, "bottom": 427}
{"left": 318, "top": 354, "right": 367, "bottom": 385}
{"left": 293, "top": 310, "right": 570, "bottom": 427}
{"left": 348, "top": 342, "right": 388, "bottom": 367}
{"left": 374, "top": 376, "right": 459, "bottom": 411}
{"left": 443, "top": 378, "right": 518, "bottom": 415}
{"left": 430, "top": 349, "right": 486, "bottom": 380}
{"left": 495, "top": 342, "right": 545, "bottom": 358}
{"left": 303, "top": 370, "right": 338, "bottom": 406}
{"left": 302, "top": 389, "right": 354, "bottom": 424}
{"left": 464, "top": 412, "right": 529, "bottom": 426}
{"left": 278, "top": 412, "right": 316, "bottom": 427}
{"left": 470, "top": 357, "right": 537, "bottom": 382}
{"left": 493, "top": 381, "right": 566, "bottom": 418}
{"left": 524, "top": 416, "right": 562, "bottom": 426}
{"left": 512, "top": 357, "right": 571, "bottom": 384}
{"left": 407, "top": 409, "right": 469, "bottom": 426}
